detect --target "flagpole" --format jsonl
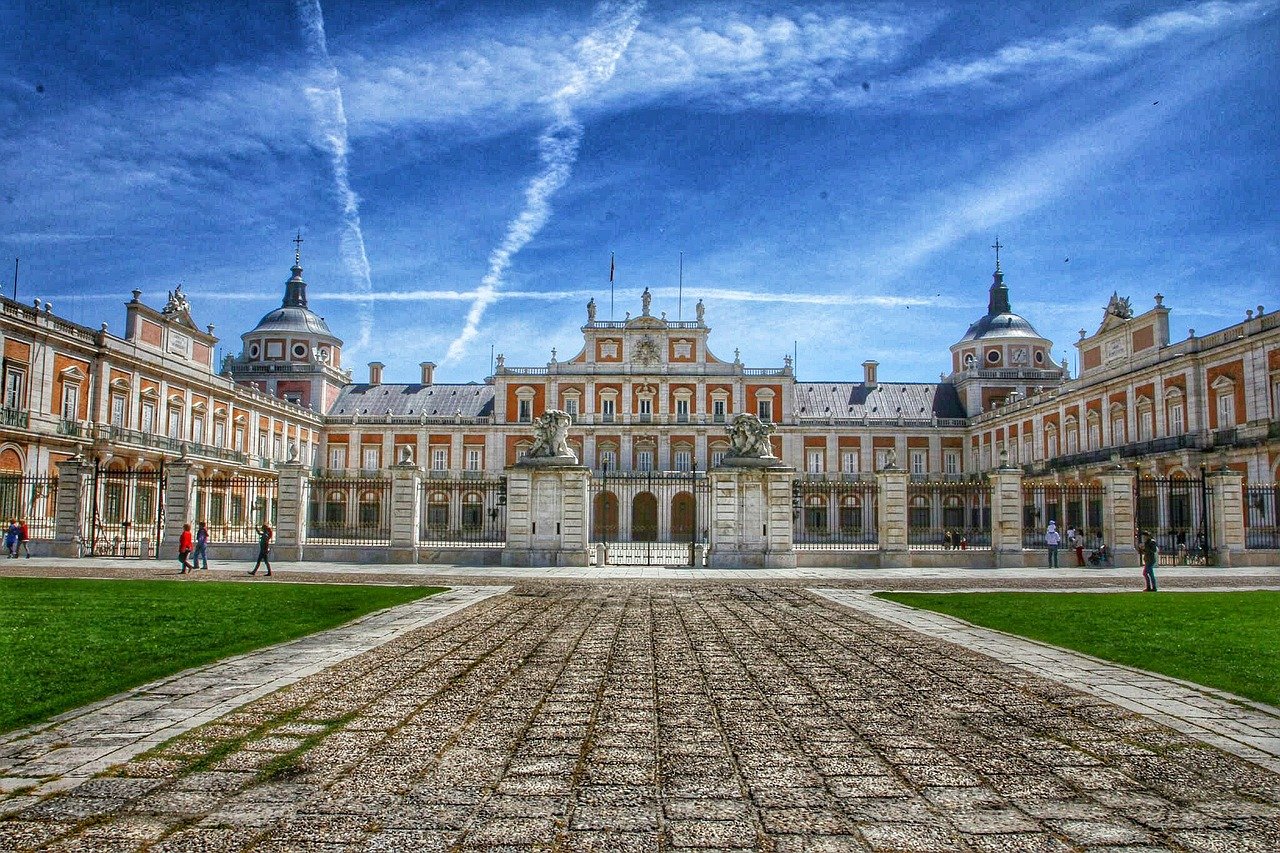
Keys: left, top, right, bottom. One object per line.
{"left": 678, "top": 252, "right": 683, "bottom": 320}
{"left": 609, "top": 252, "right": 615, "bottom": 320}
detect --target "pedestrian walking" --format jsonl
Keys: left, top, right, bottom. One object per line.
{"left": 17, "top": 519, "right": 31, "bottom": 557}
{"left": 193, "top": 521, "right": 210, "bottom": 570}
{"left": 4, "top": 519, "right": 18, "bottom": 557}
{"left": 1071, "top": 527, "right": 1086, "bottom": 566}
{"left": 178, "top": 523, "right": 193, "bottom": 574}
{"left": 248, "top": 523, "right": 272, "bottom": 577}
{"left": 1044, "top": 520, "right": 1061, "bottom": 567}
{"left": 1141, "top": 530, "right": 1159, "bottom": 591}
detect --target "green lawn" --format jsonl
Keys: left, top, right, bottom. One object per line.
{"left": 875, "top": 591, "right": 1280, "bottom": 706}
{"left": 0, "top": 578, "right": 445, "bottom": 733}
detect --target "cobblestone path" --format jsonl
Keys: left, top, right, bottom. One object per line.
{"left": 1, "top": 585, "right": 1277, "bottom": 851}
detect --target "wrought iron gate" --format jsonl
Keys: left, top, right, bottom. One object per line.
{"left": 590, "top": 469, "right": 710, "bottom": 566}
{"left": 1135, "top": 474, "right": 1213, "bottom": 566}
{"left": 82, "top": 463, "right": 166, "bottom": 557}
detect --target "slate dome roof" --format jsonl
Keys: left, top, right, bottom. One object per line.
{"left": 243, "top": 259, "right": 339, "bottom": 341}
{"left": 956, "top": 266, "right": 1044, "bottom": 343}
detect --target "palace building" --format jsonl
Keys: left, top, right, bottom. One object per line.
{"left": 0, "top": 242, "right": 1276, "bottom": 561}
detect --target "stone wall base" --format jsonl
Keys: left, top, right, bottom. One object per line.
{"left": 502, "top": 547, "right": 590, "bottom": 567}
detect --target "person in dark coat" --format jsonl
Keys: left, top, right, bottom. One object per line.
{"left": 1140, "top": 530, "right": 1159, "bottom": 592}
{"left": 248, "top": 524, "right": 272, "bottom": 577}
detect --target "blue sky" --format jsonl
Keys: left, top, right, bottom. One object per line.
{"left": 2, "top": 1, "right": 1276, "bottom": 384}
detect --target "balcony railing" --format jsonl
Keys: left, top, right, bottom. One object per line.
{"left": 105, "top": 425, "right": 249, "bottom": 465}
{"left": 0, "top": 407, "right": 28, "bottom": 429}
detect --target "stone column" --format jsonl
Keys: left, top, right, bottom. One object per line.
{"left": 876, "top": 467, "right": 910, "bottom": 568}
{"left": 162, "top": 460, "right": 198, "bottom": 558}
{"left": 989, "top": 462, "right": 1024, "bottom": 568}
{"left": 53, "top": 457, "right": 91, "bottom": 558}
{"left": 707, "top": 464, "right": 796, "bottom": 569}
{"left": 1099, "top": 465, "right": 1138, "bottom": 567}
{"left": 275, "top": 461, "right": 309, "bottom": 562}
{"left": 1205, "top": 466, "right": 1245, "bottom": 566}
{"left": 389, "top": 461, "right": 422, "bottom": 563}
{"left": 503, "top": 464, "right": 591, "bottom": 567}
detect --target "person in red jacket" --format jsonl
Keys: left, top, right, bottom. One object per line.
{"left": 178, "top": 523, "right": 193, "bottom": 574}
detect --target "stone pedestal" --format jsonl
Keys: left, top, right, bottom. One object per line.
{"left": 389, "top": 463, "right": 422, "bottom": 563}
{"left": 53, "top": 458, "right": 91, "bottom": 558}
{"left": 1100, "top": 467, "right": 1139, "bottom": 567}
{"left": 275, "top": 462, "right": 308, "bottom": 562}
{"left": 707, "top": 464, "right": 796, "bottom": 569}
{"left": 876, "top": 468, "right": 910, "bottom": 568}
{"left": 503, "top": 464, "right": 590, "bottom": 567}
{"left": 1206, "top": 467, "right": 1245, "bottom": 567}
{"left": 162, "top": 461, "right": 198, "bottom": 559}
{"left": 990, "top": 466, "right": 1024, "bottom": 568}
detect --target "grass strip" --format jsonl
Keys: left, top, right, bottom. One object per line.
{"left": 0, "top": 577, "right": 444, "bottom": 733}
{"left": 876, "top": 590, "right": 1280, "bottom": 706}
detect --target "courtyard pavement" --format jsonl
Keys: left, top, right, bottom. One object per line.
{"left": 0, "top": 567, "right": 1278, "bottom": 851}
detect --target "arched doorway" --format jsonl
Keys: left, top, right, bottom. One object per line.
{"left": 671, "top": 491, "right": 695, "bottom": 542}
{"left": 593, "top": 491, "right": 619, "bottom": 541}
{"left": 632, "top": 492, "right": 657, "bottom": 541}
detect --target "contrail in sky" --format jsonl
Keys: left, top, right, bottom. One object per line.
{"left": 296, "top": 0, "right": 374, "bottom": 356}
{"left": 443, "top": 0, "right": 645, "bottom": 365}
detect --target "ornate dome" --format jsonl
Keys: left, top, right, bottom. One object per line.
{"left": 243, "top": 255, "right": 339, "bottom": 343}
{"left": 956, "top": 266, "right": 1044, "bottom": 343}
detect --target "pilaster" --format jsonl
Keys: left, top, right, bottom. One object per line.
{"left": 707, "top": 465, "right": 796, "bottom": 568}
{"left": 275, "top": 461, "right": 308, "bottom": 561}
{"left": 1205, "top": 467, "right": 1245, "bottom": 566}
{"left": 990, "top": 465, "right": 1024, "bottom": 568}
{"left": 502, "top": 464, "right": 591, "bottom": 566}
{"left": 389, "top": 462, "right": 422, "bottom": 562}
{"left": 1100, "top": 466, "right": 1139, "bottom": 567}
{"left": 876, "top": 467, "right": 910, "bottom": 567}
{"left": 52, "top": 458, "right": 91, "bottom": 558}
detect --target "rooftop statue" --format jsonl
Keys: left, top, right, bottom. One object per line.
{"left": 721, "top": 413, "right": 782, "bottom": 467}
{"left": 519, "top": 410, "right": 578, "bottom": 466}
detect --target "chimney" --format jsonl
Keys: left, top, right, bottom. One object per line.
{"left": 368, "top": 362, "right": 384, "bottom": 385}
{"left": 420, "top": 361, "right": 436, "bottom": 385}
{"left": 862, "top": 360, "right": 879, "bottom": 388}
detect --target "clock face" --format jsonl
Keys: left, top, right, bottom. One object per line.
{"left": 1010, "top": 347, "right": 1029, "bottom": 365}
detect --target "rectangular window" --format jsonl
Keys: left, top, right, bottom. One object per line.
{"left": 1216, "top": 394, "right": 1235, "bottom": 428}
{"left": 213, "top": 421, "right": 226, "bottom": 448}
{"left": 192, "top": 417, "right": 205, "bottom": 445}
{"left": 876, "top": 448, "right": 892, "bottom": 470}
{"left": 842, "top": 451, "right": 860, "bottom": 474}
{"left": 638, "top": 398, "right": 652, "bottom": 423}
{"left": 911, "top": 451, "right": 926, "bottom": 475}
{"left": 328, "top": 446, "right": 347, "bottom": 469}
{"left": 636, "top": 450, "right": 653, "bottom": 472}
{"left": 675, "top": 398, "right": 690, "bottom": 422}
{"left": 757, "top": 399, "right": 773, "bottom": 422}
{"left": 1066, "top": 428, "right": 1077, "bottom": 455}
{"left": 944, "top": 451, "right": 959, "bottom": 475}
{"left": 141, "top": 402, "right": 156, "bottom": 434}
{"left": 674, "top": 449, "right": 692, "bottom": 472}
{"left": 61, "top": 384, "right": 80, "bottom": 421}
{"left": 1169, "top": 403, "right": 1184, "bottom": 435}
{"left": 363, "top": 446, "right": 380, "bottom": 469}
{"left": 517, "top": 398, "right": 532, "bottom": 423}
{"left": 257, "top": 431, "right": 268, "bottom": 456}
{"left": 599, "top": 450, "right": 617, "bottom": 471}
{"left": 110, "top": 394, "right": 126, "bottom": 427}
{"left": 273, "top": 436, "right": 282, "bottom": 459}
{"left": 1087, "top": 422, "right": 1100, "bottom": 450}
{"left": 711, "top": 450, "right": 726, "bottom": 468}
{"left": 601, "top": 398, "right": 616, "bottom": 423}
{"left": 4, "top": 367, "right": 25, "bottom": 410}
{"left": 806, "top": 450, "right": 824, "bottom": 474}
{"left": 712, "top": 399, "right": 726, "bottom": 423}
{"left": 169, "top": 409, "right": 184, "bottom": 440}
{"left": 466, "top": 448, "right": 482, "bottom": 471}
{"left": 432, "top": 447, "right": 447, "bottom": 470}
{"left": 564, "top": 397, "right": 579, "bottom": 420}
{"left": 233, "top": 426, "right": 245, "bottom": 452}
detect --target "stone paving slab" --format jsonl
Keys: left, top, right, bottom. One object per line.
{"left": 1, "top": 584, "right": 1276, "bottom": 851}
{"left": 812, "top": 588, "right": 1280, "bottom": 777}
{"left": 0, "top": 585, "right": 508, "bottom": 801}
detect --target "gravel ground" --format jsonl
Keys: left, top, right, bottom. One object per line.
{"left": 1, "top": 583, "right": 1276, "bottom": 851}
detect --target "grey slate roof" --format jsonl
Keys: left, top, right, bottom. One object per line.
{"left": 329, "top": 383, "right": 495, "bottom": 418}
{"left": 793, "top": 382, "right": 965, "bottom": 421}
{"left": 956, "top": 311, "right": 1043, "bottom": 343}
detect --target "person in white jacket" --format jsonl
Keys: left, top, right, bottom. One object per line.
{"left": 1045, "top": 520, "right": 1061, "bottom": 568}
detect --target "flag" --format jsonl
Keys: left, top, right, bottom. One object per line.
{"left": 609, "top": 253, "right": 615, "bottom": 282}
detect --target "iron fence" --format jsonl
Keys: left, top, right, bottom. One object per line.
{"left": 419, "top": 475, "right": 507, "bottom": 545}
{"left": 307, "top": 477, "right": 392, "bottom": 546}
{"left": 792, "top": 476, "right": 878, "bottom": 550}
{"left": 1244, "top": 484, "right": 1280, "bottom": 550}
{"left": 907, "top": 479, "right": 991, "bottom": 550}
{"left": 82, "top": 466, "right": 166, "bottom": 557}
{"left": 1135, "top": 475, "right": 1213, "bottom": 565}
{"left": 1021, "top": 482, "right": 1104, "bottom": 549}
{"left": 590, "top": 469, "right": 710, "bottom": 566}
{"left": 0, "top": 475, "right": 58, "bottom": 541}
{"left": 195, "top": 477, "right": 279, "bottom": 544}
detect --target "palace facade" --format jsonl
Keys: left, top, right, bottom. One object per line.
{"left": 1, "top": 248, "right": 1276, "bottom": 493}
